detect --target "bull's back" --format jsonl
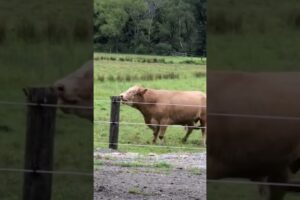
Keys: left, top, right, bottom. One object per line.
{"left": 154, "top": 90, "right": 206, "bottom": 106}
{"left": 147, "top": 90, "right": 206, "bottom": 123}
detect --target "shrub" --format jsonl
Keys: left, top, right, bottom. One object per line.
{"left": 44, "top": 19, "right": 66, "bottom": 42}
{"left": 107, "top": 75, "right": 115, "bottom": 81}
{"left": 155, "top": 43, "right": 172, "bottom": 55}
{"left": 125, "top": 57, "right": 133, "bottom": 62}
{"left": 16, "top": 18, "right": 38, "bottom": 42}
{"left": 141, "top": 74, "right": 154, "bottom": 81}
{"left": 155, "top": 74, "right": 162, "bottom": 80}
{"left": 97, "top": 75, "right": 105, "bottom": 82}
{"left": 125, "top": 75, "right": 132, "bottom": 81}
{"left": 194, "top": 72, "right": 206, "bottom": 78}
{"left": 135, "top": 44, "right": 148, "bottom": 54}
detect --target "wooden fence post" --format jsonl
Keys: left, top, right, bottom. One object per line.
{"left": 109, "top": 96, "right": 121, "bottom": 150}
{"left": 23, "top": 87, "right": 57, "bottom": 200}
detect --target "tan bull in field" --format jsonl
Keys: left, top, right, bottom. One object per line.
{"left": 120, "top": 85, "right": 206, "bottom": 145}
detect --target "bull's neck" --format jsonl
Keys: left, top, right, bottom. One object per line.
{"left": 133, "top": 89, "right": 156, "bottom": 116}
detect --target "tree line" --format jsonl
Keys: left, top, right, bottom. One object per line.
{"left": 94, "top": 0, "right": 206, "bottom": 56}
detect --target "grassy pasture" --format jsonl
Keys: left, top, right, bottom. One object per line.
{"left": 0, "top": 1, "right": 93, "bottom": 199}
{"left": 94, "top": 52, "right": 206, "bottom": 154}
{"left": 0, "top": 43, "right": 93, "bottom": 200}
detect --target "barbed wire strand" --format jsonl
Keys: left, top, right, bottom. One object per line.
{"left": 207, "top": 179, "right": 300, "bottom": 188}
{"left": 0, "top": 167, "right": 92, "bottom": 176}
{"left": 95, "top": 142, "right": 205, "bottom": 150}
{"left": 209, "top": 113, "right": 300, "bottom": 121}
{"left": 0, "top": 100, "right": 207, "bottom": 109}
{"left": 95, "top": 99, "right": 206, "bottom": 108}
{"left": 0, "top": 100, "right": 93, "bottom": 109}
{"left": 94, "top": 120, "right": 206, "bottom": 129}
{"left": 4, "top": 100, "right": 300, "bottom": 121}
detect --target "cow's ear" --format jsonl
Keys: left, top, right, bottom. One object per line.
{"left": 139, "top": 88, "right": 147, "bottom": 96}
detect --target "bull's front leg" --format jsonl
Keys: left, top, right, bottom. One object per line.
{"left": 157, "top": 119, "right": 170, "bottom": 144}
{"left": 148, "top": 118, "right": 159, "bottom": 144}
{"left": 152, "top": 126, "right": 159, "bottom": 144}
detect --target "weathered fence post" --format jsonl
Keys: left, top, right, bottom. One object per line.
{"left": 109, "top": 96, "right": 121, "bottom": 150}
{"left": 23, "top": 87, "right": 57, "bottom": 200}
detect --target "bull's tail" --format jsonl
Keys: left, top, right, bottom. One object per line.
{"left": 184, "top": 118, "right": 201, "bottom": 130}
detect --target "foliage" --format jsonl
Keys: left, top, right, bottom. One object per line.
{"left": 94, "top": 0, "right": 206, "bottom": 56}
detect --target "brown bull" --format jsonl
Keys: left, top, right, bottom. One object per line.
{"left": 120, "top": 85, "right": 206, "bottom": 145}
{"left": 207, "top": 71, "right": 300, "bottom": 200}
{"left": 54, "top": 60, "right": 93, "bottom": 121}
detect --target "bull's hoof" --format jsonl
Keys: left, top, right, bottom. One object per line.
{"left": 158, "top": 139, "right": 165, "bottom": 145}
{"left": 159, "top": 135, "right": 164, "bottom": 140}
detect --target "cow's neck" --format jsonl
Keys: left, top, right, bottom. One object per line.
{"left": 134, "top": 89, "right": 157, "bottom": 120}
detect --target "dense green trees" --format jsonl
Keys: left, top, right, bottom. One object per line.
{"left": 94, "top": 0, "right": 206, "bottom": 56}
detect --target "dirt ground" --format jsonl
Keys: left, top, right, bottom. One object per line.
{"left": 94, "top": 149, "right": 206, "bottom": 200}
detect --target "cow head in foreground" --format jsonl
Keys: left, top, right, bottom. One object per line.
{"left": 120, "top": 85, "right": 207, "bottom": 145}
{"left": 54, "top": 60, "right": 93, "bottom": 121}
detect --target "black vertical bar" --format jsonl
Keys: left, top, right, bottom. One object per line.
{"left": 23, "top": 87, "right": 57, "bottom": 200}
{"left": 109, "top": 96, "right": 121, "bottom": 150}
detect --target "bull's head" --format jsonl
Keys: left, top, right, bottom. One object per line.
{"left": 54, "top": 61, "right": 93, "bottom": 121}
{"left": 120, "top": 85, "right": 148, "bottom": 107}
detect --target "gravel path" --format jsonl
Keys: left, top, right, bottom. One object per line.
{"left": 94, "top": 149, "right": 206, "bottom": 200}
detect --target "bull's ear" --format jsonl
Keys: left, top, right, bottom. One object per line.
{"left": 139, "top": 88, "right": 147, "bottom": 96}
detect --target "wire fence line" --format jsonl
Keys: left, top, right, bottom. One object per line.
{"left": 207, "top": 179, "right": 300, "bottom": 188}
{"left": 95, "top": 142, "right": 205, "bottom": 150}
{"left": 209, "top": 113, "right": 300, "bottom": 121}
{"left": 95, "top": 120, "right": 206, "bottom": 129}
{"left": 0, "top": 100, "right": 93, "bottom": 109}
{"left": 95, "top": 99, "right": 206, "bottom": 108}
{"left": 0, "top": 99, "right": 206, "bottom": 109}
{"left": 0, "top": 167, "right": 93, "bottom": 176}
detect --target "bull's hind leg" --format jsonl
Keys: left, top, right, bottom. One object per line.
{"left": 260, "top": 171, "right": 288, "bottom": 200}
{"left": 182, "top": 125, "right": 194, "bottom": 143}
{"left": 158, "top": 126, "right": 168, "bottom": 144}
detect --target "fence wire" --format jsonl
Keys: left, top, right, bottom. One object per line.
{"left": 2, "top": 99, "right": 300, "bottom": 189}
{"left": 95, "top": 142, "right": 205, "bottom": 150}
{"left": 0, "top": 167, "right": 92, "bottom": 176}
{"left": 95, "top": 99, "right": 206, "bottom": 108}
{"left": 0, "top": 100, "right": 92, "bottom": 109}
{"left": 207, "top": 179, "right": 300, "bottom": 188}
{"left": 95, "top": 120, "right": 206, "bottom": 129}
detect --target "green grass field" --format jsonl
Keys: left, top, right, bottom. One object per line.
{"left": 94, "top": 52, "right": 206, "bottom": 154}
{"left": 0, "top": 43, "right": 93, "bottom": 200}
{"left": 0, "top": 1, "right": 93, "bottom": 199}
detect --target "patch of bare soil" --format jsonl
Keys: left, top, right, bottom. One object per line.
{"left": 94, "top": 150, "right": 206, "bottom": 200}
